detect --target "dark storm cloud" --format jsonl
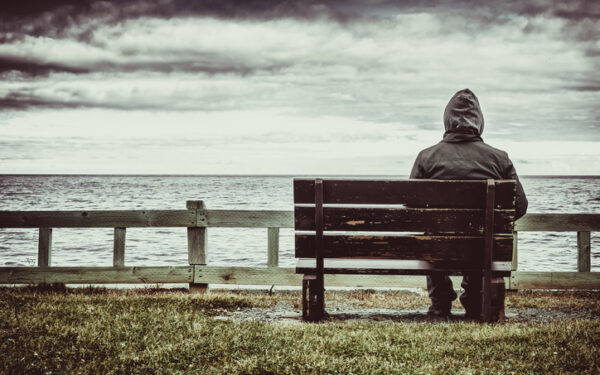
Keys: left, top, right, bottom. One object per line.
{"left": 0, "top": 92, "right": 88, "bottom": 109}
{"left": 1, "top": 0, "right": 597, "bottom": 78}
{"left": 2, "top": 0, "right": 599, "bottom": 34}
{"left": 0, "top": 56, "right": 287, "bottom": 77}
{"left": 567, "top": 84, "right": 600, "bottom": 92}
{"left": 0, "top": 0, "right": 348, "bottom": 37}
{"left": 3, "top": 0, "right": 599, "bottom": 19}
{"left": 0, "top": 57, "right": 89, "bottom": 76}
{"left": 0, "top": 0, "right": 598, "bottom": 124}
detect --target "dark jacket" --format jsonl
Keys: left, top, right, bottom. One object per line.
{"left": 410, "top": 89, "right": 528, "bottom": 219}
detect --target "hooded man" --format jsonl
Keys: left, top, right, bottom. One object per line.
{"left": 410, "top": 88, "right": 528, "bottom": 318}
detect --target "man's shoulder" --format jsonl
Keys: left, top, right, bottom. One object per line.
{"left": 476, "top": 141, "right": 510, "bottom": 159}
{"left": 416, "top": 142, "right": 445, "bottom": 157}
{"left": 423, "top": 139, "right": 509, "bottom": 156}
{"left": 415, "top": 140, "right": 511, "bottom": 166}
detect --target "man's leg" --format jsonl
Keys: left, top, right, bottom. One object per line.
{"left": 460, "top": 273, "right": 482, "bottom": 318}
{"left": 427, "top": 273, "right": 457, "bottom": 316}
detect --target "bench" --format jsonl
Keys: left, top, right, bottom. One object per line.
{"left": 293, "top": 178, "right": 516, "bottom": 323}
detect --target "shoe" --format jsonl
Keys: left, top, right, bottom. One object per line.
{"left": 427, "top": 307, "right": 452, "bottom": 317}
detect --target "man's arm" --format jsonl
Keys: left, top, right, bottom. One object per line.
{"left": 504, "top": 158, "right": 528, "bottom": 219}
{"left": 409, "top": 152, "right": 424, "bottom": 179}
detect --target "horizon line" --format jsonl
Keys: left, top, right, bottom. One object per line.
{"left": 1, "top": 174, "right": 599, "bottom": 178}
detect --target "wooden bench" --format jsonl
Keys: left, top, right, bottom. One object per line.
{"left": 293, "top": 178, "right": 516, "bottom": 323}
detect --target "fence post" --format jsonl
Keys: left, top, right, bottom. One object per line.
{"left": 577, "top": 231, "right": 591, "bottom": 272}
{"left": 187, "top": 200, "right": 208, "bottom": 293}
{"left": 113, "top": 227, "right": 126, "bottom": 267}
{"left": 267, "top": 227, "right": 279, "bottom": 267}
{"left": 38, "top": 227, "right": 52, "bottom": 267}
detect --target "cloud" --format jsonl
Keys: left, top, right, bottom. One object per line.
{"left": 1, "top": 1, "right": 597, "bottom": 79}
{"left": 0, "top": 12, "right": 597, "bottom": 130}
{"left": 2, "top": 0, "right": 599, "bottom": 45}
{"left": 568, "top": 85, "right": 600, "bottom": 92}
{"left": 0, "top": 0, "right": 598, "bottom": 178}
{"left": 1, "top": 107, "right": 599, "bottom": 175}
{"left": 0, "top": 56, "right": 90, "bottom": 76}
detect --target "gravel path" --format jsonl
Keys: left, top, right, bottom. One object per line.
{"left": 214, "top": 300, "right": 597, "bottom": 324}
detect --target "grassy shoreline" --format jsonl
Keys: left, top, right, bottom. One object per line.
{"left": 1, "top": 286, "right": 599, "bottom": 374}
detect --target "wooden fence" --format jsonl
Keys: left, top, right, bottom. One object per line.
{"left": 0, "top": 201, "right": 598, "bottom": 290}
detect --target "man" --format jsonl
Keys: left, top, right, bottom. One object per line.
{"left": 410, "top": 88, "right": 528, "bottom": 318}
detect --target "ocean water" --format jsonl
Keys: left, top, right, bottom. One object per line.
{"left": 0, "top": 175, "right": 598, "bottom": 272}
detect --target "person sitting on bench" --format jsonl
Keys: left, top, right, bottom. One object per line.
{"left": 410, "top": 88, "right": 528, "bottom": 318}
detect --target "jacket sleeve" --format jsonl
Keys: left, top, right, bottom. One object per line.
{"left": 409, "top": 152, "right": 424, "bottom": 179}
{"left": 503, "top": 156, "right": 528, "bottom": 219}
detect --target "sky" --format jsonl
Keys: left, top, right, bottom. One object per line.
{"left": 0, "top": 0, "right": 599, "bottom": 175}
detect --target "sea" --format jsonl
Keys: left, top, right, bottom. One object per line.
{"left": 0, "top": 175, "right": 599, "bottom": 272}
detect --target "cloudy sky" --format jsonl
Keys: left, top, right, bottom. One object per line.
{"left": 0, "top": 0, "right": 599, "bottom": 175}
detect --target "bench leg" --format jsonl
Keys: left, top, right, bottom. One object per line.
{"left": 302, "top": 274, "right": 324, "bottom": 322}
{"left": 482, "top": 271, "right": 492, "bottom": 322}
{"left": 481, "top": 276, "right": 506, "bottom": 322}
{"left": 491, "top": 277, "right": 505, "bottom": 322}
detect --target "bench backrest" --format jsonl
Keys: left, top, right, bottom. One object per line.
{"left": 293, "top": 179, "right": 516, "bottom": 270}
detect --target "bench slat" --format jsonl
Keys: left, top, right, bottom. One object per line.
{"left": 0, "top": 210, "right": 195, "bottom": 228}
{"left": 295, "top": 234, "right": 513, "bottom": 262}
{"left": 294, "top": 207, "right": 514, "bottom": 233}
{"left": 294, "top": 179, "right": 516, "bottom": 208}
{"left": 296, "top": 258, "right": 512, "bottom": 276}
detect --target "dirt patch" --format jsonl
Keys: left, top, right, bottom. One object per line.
{"left": 214, "top": 293, "right": 599, "bottom": 324}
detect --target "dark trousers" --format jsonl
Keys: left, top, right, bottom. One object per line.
{"left": 427, "top": 272, "right": 482, "bottom": 315}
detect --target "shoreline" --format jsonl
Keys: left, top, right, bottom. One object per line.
{"left": 2, "top": 174, "right": 600, "bottom": 178}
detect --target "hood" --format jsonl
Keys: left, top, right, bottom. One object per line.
{"left": 443, "top": 88, "right": 484, "bottom": 135}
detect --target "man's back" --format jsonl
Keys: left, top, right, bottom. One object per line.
{"left": 410, "top": 89, "right": 527, "bottom": 218}
{"left": 410, "top": 88, "right": 527, "bottom": 318}
{"left": 412, "top": 138, "right": 514, "bottom": 180}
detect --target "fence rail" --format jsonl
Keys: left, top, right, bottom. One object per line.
{"left": 0, "top": 201, "right": 598, "bottom": 290}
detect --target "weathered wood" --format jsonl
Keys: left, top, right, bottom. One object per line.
{"left": 510, "top": 272, "right": 552, "bottom": 289}
{"left": 192, "top": 265, "right": 506, "bottom": 288}
{"left": 294, "top": 179, "right": 516, "bottom": 208}
{"left": 512, "top": 231, "right": 518, "bottom": 271}
{"left": 0, "top": 210, "right": 196, "bottom": 228}
{"left": 482, "top": 179, "right": 496, "bottom": 323}
{"left": 113, "top": 227, "right": 126, "bottom": 267}
{"left": 491, "top": 277, "right": 505, "bottom": 322}
{"left": 0, "top": 266, "right": 193, "bottom": 284}
{"left": 577, "top": 231, "right": 591, "bottom": 272}
{"left": 194, "top": 266, "right": 303, "bottom": 285}
{"left": 549, "top": 272, "right": 600, "bottom": 289}
{"left": 206, "top": 210, "right": 292, "bottom": 228}
{"left": 186, "top": 201, "right": 205, "bottom": 210}
{"left": 313, "top": 179, "right": 325, "bottom": 321}
{"left": 267, "top": 227, "right": 279, "bottom": 267}
{"left": 187, "top": 201, "right": 208, "bottom": 293}
{"left": 2, "top": 210, "right": 599, "bottom": 232}
{"left": 187, "top": 200, "right": 207, "bottom": 227}
{"left": 187, "top": 201, "right": 207, "bottom": 265}
{"left": 187, "top": 228, "right": 207, "bottom": 265}
{"left": 515, "top": 213, "right": 600, "bottom": 231}
{"left": 0, "top": 209, "right": 294, "bottom": 229}
{"left": 296, "top": 259, "right": 512, "bottom": 276}
{"left": 38, "top": 227, "right": 52, "bottom": 267}
{"left": 303, "top": 274, "right": 322, "bottom": 322}
{"left": 511, "top": 271, "right": 600, "bottom": 290}
{"left": 5, "top": 265, "right": 594, "bottom": 290}
{"left": 295, "top": 234, "right": 513, "bottom": 262}
{"left": 295, "top": 207, "right": 514, "bottom": 233}
{"left": 302, "top": 274, "right": 316, "bottom": 321}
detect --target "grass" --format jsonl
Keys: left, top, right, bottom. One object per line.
{"left": 1, "top": 286, "right": 599, "bottom": 374}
